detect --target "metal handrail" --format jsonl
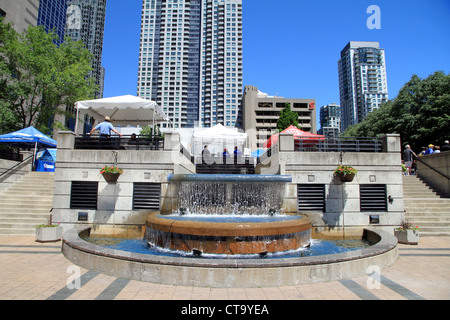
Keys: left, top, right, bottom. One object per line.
{"left": 0, "top": 154, "right": 33, "bottom": 179}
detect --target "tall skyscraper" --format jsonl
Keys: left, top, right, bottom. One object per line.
{"left": 65, "top": 0, "right": 107, "bottom": 98}
{"left": 338, "top": 41, "right": 388, "bottom": 132}
{"left": 37, "top": 0, "right": 68, "bottom": 46}
{"left": 137, "top": 0, "right": 243, "bottom": 129}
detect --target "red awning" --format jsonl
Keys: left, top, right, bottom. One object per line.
{"left": 263, "top": 125, "right": 325, "bottom": 148}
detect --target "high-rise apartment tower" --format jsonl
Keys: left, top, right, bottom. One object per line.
{"left": 318, "top": 103, "right": 341, "bottom": 139}
{"left": 338, "top": 41, "right": 388, "bottom": 132}
{"left": 137, "top": 0, "right": 243, "bottom": 129}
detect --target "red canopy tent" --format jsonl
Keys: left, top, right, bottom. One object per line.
{"left": 263, "top": 125, "right": 325, "bottom": 148}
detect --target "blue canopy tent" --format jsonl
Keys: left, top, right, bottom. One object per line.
{"left": 0, "top": 127, "right": 57, "bottom": 148}
{"left": 0, "top": 127, "right": 57, "bottom": 170}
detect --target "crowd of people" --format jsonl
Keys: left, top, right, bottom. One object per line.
{"left": 402, "top": 140, "right": 450, "bottom": 175}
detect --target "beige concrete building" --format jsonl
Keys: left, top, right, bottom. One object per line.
{"left": 0, "top": 0, "right": 39, "bottom": 33}
{"left": 240, "top": 85, "right": 317, "bottom": 151}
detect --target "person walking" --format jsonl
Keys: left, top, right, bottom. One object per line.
{"left": 403, "top": 145, "right": 417, "bottom": 175}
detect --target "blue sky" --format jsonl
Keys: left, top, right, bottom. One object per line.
{"left": 101, "top": 0, "right": 450, "bottom": 128}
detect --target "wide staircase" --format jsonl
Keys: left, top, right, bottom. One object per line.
{"left": 402, "top": 175, "right": 450, "bottom": 236}
{"left": 0, "top": 172, "right": 55, "bottom": 236}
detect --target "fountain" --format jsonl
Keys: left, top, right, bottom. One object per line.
{"left": 145, "top": 174, "right": 312, "bottom": 255}
{"left": 62, "top": 174, "right": 398, "bottom": 287}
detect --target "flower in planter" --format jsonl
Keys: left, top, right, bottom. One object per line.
{"left": 100, "top": 165, "right": 123, "bottom": 175}
{"left": 334, "top": 165, "right": 358, "bottom": 175}
{"left": 396, "top": 220, "right": 419, "bottom": 231}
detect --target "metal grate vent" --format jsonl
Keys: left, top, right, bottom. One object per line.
{"left": 297, "top": 184, "right": 326, "bottom": 212}
{"left": 70, "top": 181, "right": 98, "bottom": 209}
{"left": 360, "top": 184, "right": 387, "bottom": 212}
{"left": 133, "top": 183, "right": 161, "bottom": 210}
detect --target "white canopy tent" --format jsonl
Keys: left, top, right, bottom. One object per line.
{"left": 192, "top": 124, "right": 247, "bottom": 156}
{"left": 74, "top": 95, "right": 169, "bottom": 134}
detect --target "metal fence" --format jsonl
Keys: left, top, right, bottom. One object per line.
{"left": 74, "top": 135, "right": 164, "bottom": 151}
{"left": 294, "top": 137, "right": 383, "bottom": 153}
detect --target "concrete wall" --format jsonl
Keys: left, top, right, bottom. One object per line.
{"left": 53, "top": 131, "right": 404, "bottom": 236}
{"left": 416, "top": 151, "right": 450, "bottom": 197}
{"left": 52, "top": 131, "right": 195, "bottom": 233}
{"left": 257, "top": 134, "right": 404, "bottom": 236}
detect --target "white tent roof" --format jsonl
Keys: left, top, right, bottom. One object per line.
{"left": 193, "top": 124, "right": 247, "bottom": 141}
{"left": 192, "top": 124, "right": 247, "bottom": 156}
{"left": 74, "top": 95, "right": 168, "bottom": 131}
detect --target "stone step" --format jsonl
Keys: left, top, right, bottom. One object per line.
{"left": 0, "top": 172, "right": 55, "bottom": 236}
{"left": 0, "top": 212, "right": 50, "bottom": 219}
{"left": 404, "top": 209, "right": 450, "bottom": 214}
{"left": 415, "top": 226, "right": 450, "bottom": 233}
{"left": 403, "top": 199, "right": 450, "bottom": 205}
{"left": 0, "top": 202, "right": 52, "bottom": 213}
{"left": 402, "top": 175, "right": 450, "bottom": 236}
{"left": 419, "top": 231, "right": 450, "bottom": 237}
{"left": 403, "top": 193, "right": 439, "bottom": 198}
{"left": 0, "top": 221, "right": 49, "bottom": 229}
{"left": 408, "top": 220, "right": 450, "bottom": 226}
{"left": 408, "top": 218, "right": 450, "bottom": 224}
{"left": 0, "top": 227, "right": 37, "bottom": 236}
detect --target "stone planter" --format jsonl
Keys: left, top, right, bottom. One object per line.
{"left": 336, "top": 172, "right": 355, "bottom": 182}
{"left": 36, "top": 226, "right": 63, "bottom": 243}
{"left": 102, "top": 172, "right": 121, "bottom": 183}
{"left": 394, "top": 229, "right": 419, "bottom": 245}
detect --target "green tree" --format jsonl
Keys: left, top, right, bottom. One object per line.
{"left": 342, "top": 71, "right": 450, "bottom": 151}
{"left": 0, "top": 18, "right": 97, "bottom": 134}
{"left": 276, "top": 103, "right": 298, "bottom": 132}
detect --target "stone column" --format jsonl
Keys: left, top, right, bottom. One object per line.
{"left": 164, "top": 132, "right": 180, "bottom": 151}
{"left": 380, "top": 134, "right": 401, "bottom": 153}
{"left": 279, "top": 133, "right": 294, "bottom": 152}
{"left": 56, "top": 131, "right": 75, "bottom": 150}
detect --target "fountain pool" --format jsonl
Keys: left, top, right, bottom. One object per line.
{"left": 61, "top": 173, "right": 398, "bottom": 287}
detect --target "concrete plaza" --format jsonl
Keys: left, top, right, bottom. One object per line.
{"left": 0, "top": 235, "right": 448, "bottom": 300}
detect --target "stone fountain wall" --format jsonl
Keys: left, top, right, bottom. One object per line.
{"left": 256, "top": 133, "right": 404, "bottom": 237}
{"left": 52, "top": 131, "right": 403, "bottom": 236}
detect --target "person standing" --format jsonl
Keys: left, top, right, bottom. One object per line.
{"left": 441, "top": 140, "right": 450, "bottom": 152}
{"left": 90, "top": 116, "right": 123, "bottom": 137}
{"left": 424, "top": 144, "right": 434, "bottom": 155}
{"left": 403, "top": 145, "right": 417, "bottom": 175}
{"left": 202, "top": 145, "right": 211, "bottom": 165}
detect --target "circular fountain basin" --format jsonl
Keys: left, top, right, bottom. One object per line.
{"left": 145, "top": 213, "right": 312, "bottom": 255}
{"left": 62, "top": 227, "right": 398, "bottom": 288}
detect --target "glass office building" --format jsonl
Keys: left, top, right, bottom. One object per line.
{"left": 137, "top": 0, "right": 243, "bottom": 129}
{"left": 37, "top": 0, "right": 68, "bottom": 46}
